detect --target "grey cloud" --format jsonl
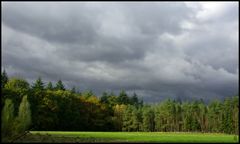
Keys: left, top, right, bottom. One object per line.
{"left": 185, "top": 34, "right": 238, "bottom": 73}
{"left": 2, "top": 2, "right": 238, "bottom": 103}
{"left": 121, "top": 2, "right": 194, "bottom": 35}
{"left": 2, "top": 2, "right": 193, "bottom": 63}
{"left": 56, "top": 36, "right": 151, "bottom": 63}
{"left": 2, "top": 2, "right": 99, "bottom": 44}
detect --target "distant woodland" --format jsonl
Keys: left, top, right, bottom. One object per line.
{"left": 1, "top": 70, "right": 239, "bottom": 140}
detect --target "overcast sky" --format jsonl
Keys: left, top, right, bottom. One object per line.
{"left": 2, "top": 2, "right": 239, "bottom": 102}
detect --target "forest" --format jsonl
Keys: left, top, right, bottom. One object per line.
{"left": 1, "top": 70, "right": 239, "bottom": 141}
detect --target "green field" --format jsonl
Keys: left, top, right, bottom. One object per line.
{"left": 13, "top": 131, "right": 239, "bottom": 143}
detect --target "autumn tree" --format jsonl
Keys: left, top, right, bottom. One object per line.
{"left": 113, "top": 104, "right": 127, "bottom": 131}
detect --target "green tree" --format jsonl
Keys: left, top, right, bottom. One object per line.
{"left": 132, "top": 106, "right": 142, "bottom": 131}
{"left": 5, "top": 78, "right": 29, "bottom": 91}
{"left": 122, "top": 105, "right": 142, "bottom": 132}
{"left": 34, "top": 91, "right": 61, "bottom": 130}
{"left": 182, "top": 102, "right": 193, "bottom": 132}
{"left": 83, "top": 90, "right": 94, "bottom": 99}
{"left": 139, "top": 99, "right": 144, "bottom": 108}
{"left": 154, "top": 99, "right": 175, "bottom": 132}
{"left": 191, "top": 101, "right": 201, "bottom": 132}
{"left": 232, "top": 96, "right": 239, "bottom": 135}
{"left": 4, "top": 78, "right": 30, "bottom": 114}
{"left": 130, "top": 92, "right": 139, "bottom": 107}
{"left": 142, "top": 106, "right": 155, "bottom": 132}
{"left": 117, "top": 90, "right": 129, "bottom": 105}
{"left": 71, "top": 86, "right": 76, "bottom": 94}
{"left": 122, "top": 105, "right": 133, "bottom": 131}
{"left": 55, "top": 80, "right": 65, "bottom": 90}
{"left": 222, "top": 98, "right": 234, "bottom": 134}
{"left": 46, "top": 82, "right": 54, "bottom": 90}
{"left": 15, "top": 95, "right": 32, "bottom": 134}
{"left": 113, "top": 104, "right": 127, "bottom": 131}
{"left": 198, "top": 101, "right": 208, "bottom": 132}
{"left": 100, "top": 91, "right": 109, "bottom": 104}
{"left": 1, "top": 69, "right": 8, "bottom": 88}
{"left": 108, "top": 96, "right": 118, "bottom": 107}
{"left": 32, "top": 77, "right": 45, "bottom": 90}
{"left": 175, "top": 102, "right": 183, "bottom": 132}
{"left": 1, "top": 99, "right": 15, "bottom": 139}
{"left": 208, "top": 100, "right": 223, "bottom": 133}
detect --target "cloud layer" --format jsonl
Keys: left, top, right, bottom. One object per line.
{"left": 2, "top": 2, "right": 239, "bottom": 102}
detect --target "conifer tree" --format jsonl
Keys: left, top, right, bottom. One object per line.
{"left": 1, "top": 69, "right": 8, "bottom": 88}
{"left": 46, "top": 82, "right": 54, "bottom": 90}
{"left": 1, "top": 99, "right": 15, "bottom": 138}
{"left": 32, "top": 77, "right": 44, "bottom": 90}
{"left": 15, "top": 95, "right": 32, "bottom": 133}
{"left": 55, "top": 80, "right": 65, "bottom": 90}
{"left": 71, "top": 86, "right": 76, "bottom": 93}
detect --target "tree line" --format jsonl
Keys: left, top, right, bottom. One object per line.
{"left": 1, "top": 70, "right": 239, "bottom": 141}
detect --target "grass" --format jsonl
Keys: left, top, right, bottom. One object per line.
{"left": 14, "top": 131, "right": 239, "bottom": 143}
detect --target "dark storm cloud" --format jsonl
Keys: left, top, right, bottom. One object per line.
{"left": 2, "top": 2, "right": 193, "bottom": 63}
{"left": 2, "top": 2, "right": 99, "bottom": 44}
{"left": 2, "top": 2, "right": 238, "bottom": 102}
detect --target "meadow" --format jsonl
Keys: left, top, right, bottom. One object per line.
{"left": 14, "top": 131, "right": 239, "bottom": 143}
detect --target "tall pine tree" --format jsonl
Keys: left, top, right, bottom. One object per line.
{"left": 55, "top": 80, "right": 65, "bottom": 90}
{"left": 1, "top": 99, "right": 15, "bottom": 138}
{"left": 15, "top": 95, "right": 31, "bottom": 133}
{"left": 118, "top": 90, "right": 129, "bottom": 105}
{"left": 71, "top": 86, "right": 76, "bottom": 93}
{"left": 46, "top": 82, "right": 54, "bottom": 90}
{"left": 32, "top": 77, "right": 44, "bottom": 90}
{"left": 1, "top": 69, "right": 8, "bottom": 88}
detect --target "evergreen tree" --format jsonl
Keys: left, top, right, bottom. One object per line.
{"left": 46, "top": 82, "right": 54, "bottom": 90}
{"left": 222, "top": 98, "right": 234, "bottom": 134}
{"left": 182, "top": 102, "right": 194, "bottom": 132}
{"left": 175, "top": 103, "right": 183, "bottom": 132}
{"left": 232, "top": 96, "right": 239, "bottom": 135}
{"left": 122, "top": 105, "right": 133, "bottom": 131}
{"left": 32, "top": 77, "right": 44, "bottom": 90}
{"left": 130, "top": 92, "right": 139, "bottom": 107}
{"left": 118, "top": 90, "right": 129, "bottom": 105}
{"left": 1, "top": 69, "right": 8, "bottom": 88}
{"left": 142, "top": 106, "right": 155, "bottom": 132}
{"left": 1, "top": 99, "right": 15, "bottom": 138}
{"left": 100, "top": 91, "right": 109, "bottom": 104}
{"left": 139, "top": 99, "right": 144, "bottom": 108}
{"left": 108, "top": 93, "right": 118, "bottom": 108}
{"left": 55, "top": 80, "right": 65, "bottom": 90}
{"left": 71, "top": 86, "right": 76, "bottom": 94}
{"left": 191, "top": 101, "right": 201, "bottom": 131}
{"left": 131, "top": 107, "right": 142, "bottom": 131}
{"left": 1, "top": 75, "right": 239, "bottom": 134}
{"left": 176, "top": 95, "right": 182, "bottom": 104}
{"left": 208, "top": 100, "right": 222, "bottom": 133}
{"left": 15, "top": 95, "right": 32, "bottom": 134}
